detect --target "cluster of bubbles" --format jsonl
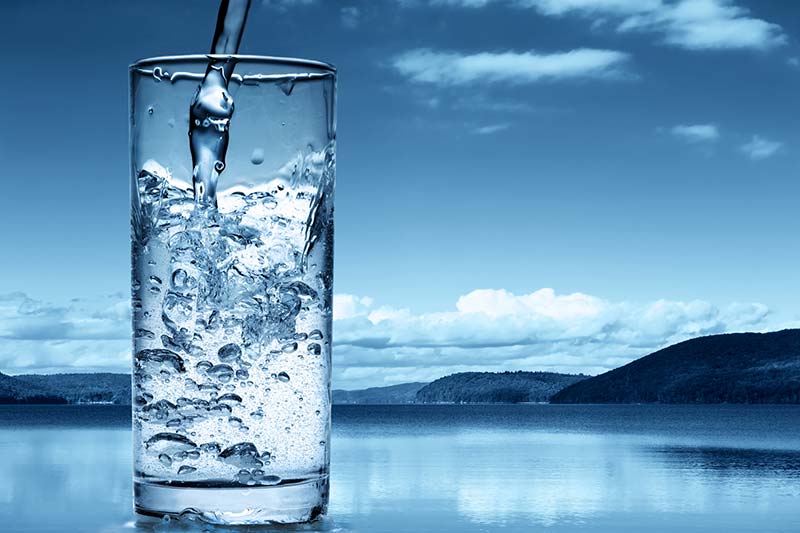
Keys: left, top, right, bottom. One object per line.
{"left": 143, "top": 433, "right": 281, "bottom": 486}
{"left": 132, "top": 147, "right": 333, "bottom": 486}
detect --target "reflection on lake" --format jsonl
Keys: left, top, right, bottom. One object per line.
{"left": 0, "top": 405, "right": 799, "bottom": 532}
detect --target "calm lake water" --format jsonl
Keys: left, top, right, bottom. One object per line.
{"left": 0, "top": 404, "right": 799, "bottom": 532}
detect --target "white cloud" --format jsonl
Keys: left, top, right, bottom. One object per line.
{"left": 393, "top": 48, "right": 632, "bottom": 86}
{"left": 406, "top": 0, "right": 786, "bottom": 51}
{"left": 0, "top": 289, "right": 774, "bottom": 389}
{"left": 333, "top": 294, "right": 375, "bottom": 321}
{"left": 0, "top": 293, "right": 129, "bottom": 341}
{"left": 471, "top": 123, "right": 511, "bottom": 135}
{"left": 0, "top": 293, "right": 131, "bottom": 374}
{"left": 518, "top": 0, "right": 661, "bottom": 16}
{"left": 740, "top": 135, "right": 783, "bottom": 160}
{"left": 616, "top": 0, "right": 786, "bottom": 51}
{"left": 331, "top": 288, "right": 771, "bottom": 388}
{"left": 433, "top": 0, "right": 494, "bottom": 5}
{"left": 263, "top": 0, "right": 316, "bottom": 6}
{"left": 340, "top": 6, "right": 360, "bottom": 29}
{"left": 454, "top": 95, "right": 538, "bottom": 113}
{"left": 670, "top": 123, "right": 719, "bottom": 143}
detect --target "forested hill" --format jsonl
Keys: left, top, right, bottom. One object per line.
{"left": 0, "top": 373, "right": 130, "bottom": 404}
{"left": 0, "top": 372, "right": 67, "bottom": 404}
{"left": 333, "top": 382, "right": 427, "bottom": 404}
{"left": 16, "top": 373, "right": 131, "bottom": 405}
{"left": 5, "top": 330, "right": 799, "bottom": 405}
{"left": 551, "top": 330, "right": 800, "bottom": 404}
{"left": 416, "top": 371, "right": 588, "bottom": 403}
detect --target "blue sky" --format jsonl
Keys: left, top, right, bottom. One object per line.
{"left": 2, "top": 0, "right": 800, "bottom": 388}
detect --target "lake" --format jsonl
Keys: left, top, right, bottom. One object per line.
{"left": 0, "top": 404, "right": 799, "bottom": 532}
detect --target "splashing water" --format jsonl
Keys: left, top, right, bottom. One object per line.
{"left": 189, "top": 0, "right": 251, "bottom": 206}
{"left": 132, "top": 153, "right": 334, "bottom": 485}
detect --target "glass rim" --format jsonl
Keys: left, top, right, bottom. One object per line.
{"left": 130, "top": 54, "right": 336, "bottom": 74}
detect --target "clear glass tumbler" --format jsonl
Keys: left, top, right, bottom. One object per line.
{"left": 130, "top": 55, "right": 335, "bottom": 524}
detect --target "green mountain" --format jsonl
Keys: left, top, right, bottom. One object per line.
{"left": 15, "top": 373, "right": 131, "bottom": 405}
{"left": 333, "top": 382, "right": 428, "bottom": 404}
{"left": 4, "top": 330, "right": 799, "bottom": 405}
{"left": 416, "top": 371, "right": 588, "bottom": 403}
{"left": 551, "top": 330, "right": 800, "bottom": 404}
{"left": 0, "top": 372, "right": 68, "bottom": 404}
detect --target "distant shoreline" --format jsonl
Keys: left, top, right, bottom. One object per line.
{"left": 3, "top": 401, "right": 799, "bottom": 407}
{"left": 3, "top": 329, "right": 799, "bottom": 405}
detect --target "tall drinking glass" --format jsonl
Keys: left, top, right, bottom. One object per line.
{"left": 130, "top": 55, "right": 335, "bottom": 524}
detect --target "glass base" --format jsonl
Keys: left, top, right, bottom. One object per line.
{"left": 134, "top": 476, "right": 328, "bottom": 525}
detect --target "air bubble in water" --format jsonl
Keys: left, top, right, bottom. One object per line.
{"left": 218, "top": 442, "right": 262, "bottom": 469}
{"left": 136, "top": 349, "right": 185, "bottom": 374}
{"left": 161, "top": 334, "right": 183, "bottom": 352}
{"left": 135, "top": 328, "right": 156, "bottom": 340}
{"left": 217, "top": 343, "right": 242, "bottom": 362}
{"left": 236, "top": 469, "right": 253, "bottom": 484}
{"left": 276, "top": 371, "right": 290, "bottom": 382}
{"left": 282, "top": 342, "right": 298, "bottom": 353}
{"left": 200, "top": 442, "right": 221, "bottom": 455}
{"left": 261, "top": 475, "right": 282, "bottom": 486}
{"left": 308, "top": 343, "right": 321, "bottom": 355}
{"left": 171, "top": 269, "right": 190, "bottom": 291}
{"left": 210, "top": 403, "right": 232, "bottom": 415}
{"left": 277, "top": 78, "right": 295, "bottom": 96}
{"left": 251, "top": 148, "right": 264, "bottom": 165}
{"left": 178, "top": 465, "right": 197, "bottom": 475}
{"left": 207, "top": 364, "right": 234, "bottom": 383}
{"left": 159, "top": 453, "right": 172, "bottom": 466}
{"left": 146, "top": 433, "right": 197, "bottom": 456}
{"left": 217, "top": 393, "right": 242, "bottom": 404}
{"left": 308, "top": 329, "right": 323, "bottom": 340}
{"left": 163, "top": 293, "right": 194, "bottom": 324}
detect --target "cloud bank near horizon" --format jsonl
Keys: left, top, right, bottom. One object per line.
{"left": 0, "top": 288, "right": 776, "bottom": 389}
{"left": 331, "top": 288, "right": 770, "bottom": 388}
